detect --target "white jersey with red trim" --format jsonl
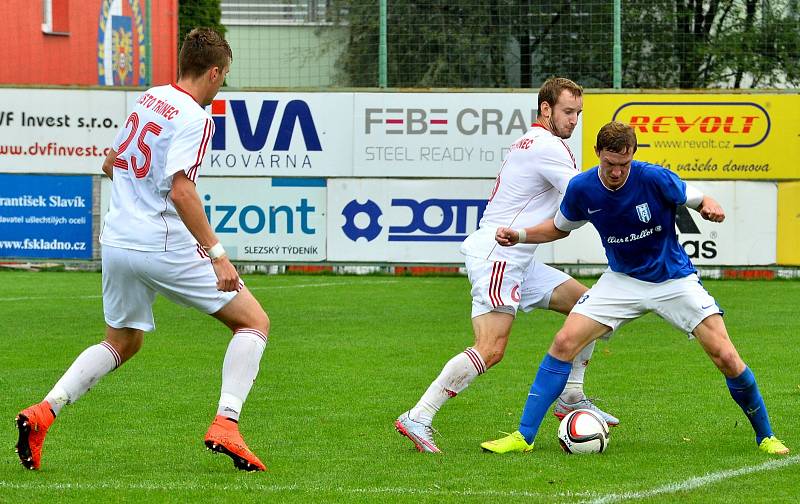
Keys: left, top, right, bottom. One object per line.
{"left": 460, "top": 123, "right": 578, "bottom": 267}
{"left": 100, "top": 84, "right": 213, "bottom": 252}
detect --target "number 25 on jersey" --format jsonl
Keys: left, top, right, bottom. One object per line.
{"left": 113, "top": 112, "right": 163, "bottom": 179}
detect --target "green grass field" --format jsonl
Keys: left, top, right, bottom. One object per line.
{"left": 1, "top": 271, "right": 799, "bottom": 503}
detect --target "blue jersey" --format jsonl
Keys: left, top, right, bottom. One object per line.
{"left": 558, "top": 160, "right": 696, "bottom": 283}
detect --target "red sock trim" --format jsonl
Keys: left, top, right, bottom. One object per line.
{"left": 235, "top": 328, "right": 268, "bottom": 344}
{"left": 464, "top": 347, "right": 486, "bottom": 374}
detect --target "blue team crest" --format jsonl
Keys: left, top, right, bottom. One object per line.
{"left": 636, "top": 203, "right": 651, "bottom": 223}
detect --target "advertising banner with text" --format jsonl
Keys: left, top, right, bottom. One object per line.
{"left": 354, "top": 93, "right": 582, "bottom": 178}
{"left": 194, "top": 177, "right": 326, "bottom": 262}
{"left": 0, "top": 174, "right": 93, "bottom": 259}
{"left": 535, "top": 181, "right": 776, "bottom": 266}
{"left": 200, "top": 92, "right": 354, "bottom": 177}
{"left": 583, "top": 94, "right": 800, "bottom": 179}
{"left": 0, "top": 89, "right": 124, "bottom": 174}
{"left": 328, "top": 179, "right": 774, "bottom": 265}
{"left": 327, "top": 178, "right": 495, "bottom": 262}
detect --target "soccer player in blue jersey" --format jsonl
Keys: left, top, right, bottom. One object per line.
{"left": 481, "top": 121, "right": 789, "bottom": 455}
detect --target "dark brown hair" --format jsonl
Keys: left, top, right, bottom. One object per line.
{"left": 537, "top": 77, "right": 583, "bottom": 115}
{"left": 596, "top": 121, "right": 638, "bottom": 154}
{"left": 178, "top": 28, "right": 232, "bottom": 79}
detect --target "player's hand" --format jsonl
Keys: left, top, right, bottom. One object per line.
{"left": 698, "top": 196, "right": 725, "bottom": 223}
{"left": 495, "top": 227, "right": 519, "bottom": 247}
{"left": 211, "top": 255, "right": 241, "bottom": 292}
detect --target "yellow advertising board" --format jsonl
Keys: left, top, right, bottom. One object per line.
{"left": 583, "top": 94, "right": 800, "bottom": 179}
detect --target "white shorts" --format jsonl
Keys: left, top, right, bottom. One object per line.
{"left": 102, "top": 244, "right": 240, "bottom": 332}
{"left": 571, "top": 271, "right": 722, "bottom": 335}
{"left": 465, "top": 255, "right": 571, "bottom": 318}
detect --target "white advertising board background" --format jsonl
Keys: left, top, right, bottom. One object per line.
{"left": 327, "top": 178, "right": 495, "bottom": 263}
{"left": 2, "top": 89, "right": 575, "bottom": 179}
{"left": 201, "top": 92, "right": 354, "bottom": 177}
{"left": 353, "top": 92, "right": 583, "bottom": 178}
{"left": 535, "top": 181, "right": 776, "bottom": 266}
{"left": 0, "top": 89, "right": 125, "bottom": 174}
{"left": 327, "top": 179, "right": 775, "bottom": 266}
{"left": 196, "top": 177, "right": 326, "bottom": 261}
{"left": 687, "top": 181, "right": 775, "bottom": 265}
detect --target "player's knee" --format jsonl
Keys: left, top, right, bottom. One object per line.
{"left": 259, "top": 311, "right": 270, "bottom": 336}
{"left": 252, "top": 306, "right": 269, "bottom": 335}
{"left": 550, "top": 330, "right": 581, "bottom": 361}
{"left": 235, "top": 296, "right": 270, "bottom": 336}
{"left": 246, "top": 308, "right": 269, "bottom": 337}
{"left": 715, "top": 348, "right": 743, "bottom": 375}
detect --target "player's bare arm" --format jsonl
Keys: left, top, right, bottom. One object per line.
{"left": 170, "top": 171, "right": 240, "bottom": 292}
{"left": 496, "top": 218, "right": 569, "bottom": 247}
{"left": 101, "top": 148, "right": 117, "bottom": 180}
{"left": 697, "top": 195, "right": 725, "bottom": 223}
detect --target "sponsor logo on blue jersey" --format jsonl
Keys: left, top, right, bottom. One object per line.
{"left": 636, "top": 202, "right": 651, "bottom": 223}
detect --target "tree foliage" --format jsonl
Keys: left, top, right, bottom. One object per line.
{"left": 178, "top": 0, "right": 226, "bottom": 50}
{"left": 334, "top": 0, "right": 800, "bottom": 89}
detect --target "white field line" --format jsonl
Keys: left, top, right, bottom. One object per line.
{"left": 586, "top": 455, "right": 800, "bottom": 504}
{"left": 0, "top": 279, "right": 408, "bottom": 302}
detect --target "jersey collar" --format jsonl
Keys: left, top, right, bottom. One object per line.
{"left": 171, "top": 83, "right": 202, "bottom": 107}
{"left": 597, "top": 167, "right": 632, "bottom": 192}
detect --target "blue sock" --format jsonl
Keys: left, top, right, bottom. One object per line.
{"left": 518, "top": 353, "right": 572, "bottom": 444}
{"left": 726, "top": 367, "right": 773, "bottom": 444}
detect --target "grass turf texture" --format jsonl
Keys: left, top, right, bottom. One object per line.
{"left": 1, "top": 271, "right": 799, "bottom": 503}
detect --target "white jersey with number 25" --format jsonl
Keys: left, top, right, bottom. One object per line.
{"left": 460, "top": 123, "right": 578, "bottom": 267}
{"left": 100, "top": 84, "right": 213, "bottom": 252}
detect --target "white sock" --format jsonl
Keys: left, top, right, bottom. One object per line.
{"left": 561, "top": 340, "right": 596, "bottom": 403}
{"left": 217, "top": 329, "right": 267, "bottom": 421}
{"left": 44, "top": 341, "right": 120, "bottom": 415}
{"left": 409, "top": 347, "right": 486, "bottom": 425}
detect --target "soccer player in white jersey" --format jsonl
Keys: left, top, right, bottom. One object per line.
{"left": 395, "top": 77, "right": 618, "bottom": 453}
{"left": 15, "top": 28, "right": 270, "bottom": 472}
{"left": 482, "top": 121, "right": 789, "bottom": 455}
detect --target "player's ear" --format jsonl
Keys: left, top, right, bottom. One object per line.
{"left": 594, "top": 145, "right": 600, "bottom": 158}
{"left": 540, "top": 101, "right": 551, "bottom": 118}
{"left": 209, "top": 66, "right": 221, "bottom": 83}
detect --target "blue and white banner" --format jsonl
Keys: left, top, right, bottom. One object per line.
{"left": 0, "top": 174, "right": 93, "bottom": 259}
{"left": 195, "top": 176, "right": 326, "bottom": 261}
{"left": 201, "top": 92, "right": 354, "bottom": 177}
{"left": 327, "top": 178, "right": 493, "bottom": 263}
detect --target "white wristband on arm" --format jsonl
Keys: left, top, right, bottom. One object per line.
{"left": 205, "top": 242, "right": 226, "bottom": 260}
{"left": 684, "top": 183, "right": 704, "bottom": 209}
{"left": 516, "top": 228, "right": 527, "bottom": 244}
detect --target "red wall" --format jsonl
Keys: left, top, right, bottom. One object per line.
{"left": 0, "top": 0, "right": 177, "bottom": 86}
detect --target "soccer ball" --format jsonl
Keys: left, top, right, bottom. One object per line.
{"left": 557, "top": 409, "right": 610, "bottom": 454}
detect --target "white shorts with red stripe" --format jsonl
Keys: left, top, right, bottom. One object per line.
{"left": 102, "top": 244, "right": 241, "bottom": 332}
{"left": 464, "top": 255, "right": 571, "bottom": 318}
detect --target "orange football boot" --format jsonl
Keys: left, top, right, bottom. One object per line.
{"left": 204, "top": 415, "right": 266, "bottom": 472}
{"left": 15, "top": 400, "right": 56, "bottom": 470}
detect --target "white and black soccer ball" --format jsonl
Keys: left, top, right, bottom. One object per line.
{"left": 557, "top": 409, "right": 610, "bottom": 454}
